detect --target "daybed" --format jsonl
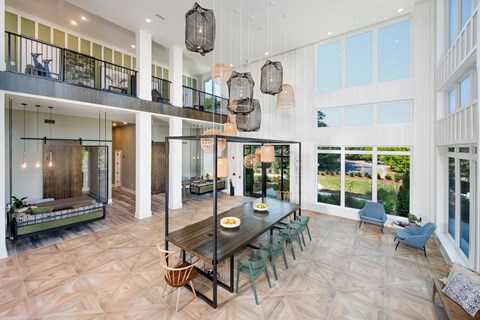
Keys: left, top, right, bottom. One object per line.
{"left": 190, "top": 179, "right": 226, "bottom": 195}
{"left": 12, "top": 195, "right": 106, "bottom": 239}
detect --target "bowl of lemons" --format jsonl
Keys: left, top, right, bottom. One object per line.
{"left": 254, "top": 203, "right": 269, "bottom": 211}
{"left": 220, "top": 217, "right": 241, "bottom": 228}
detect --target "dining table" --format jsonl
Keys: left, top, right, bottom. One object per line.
{"left": 165, "top": 197, "right": 300, "bottom": 308}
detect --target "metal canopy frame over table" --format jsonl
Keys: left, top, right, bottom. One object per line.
{"left": 164, "top": 135, "right": 301, "bottom": 308}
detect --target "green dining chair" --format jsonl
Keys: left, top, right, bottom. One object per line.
{"left": 279, "top": 222, "right": 303, "bottom": 260}
{"left": 291, "top": 216, "right": 312, "bottom": 247}
{"left": 236, "top": 249, "right": 272, "bottom": 305}
{"left": 259, "top": 235, "right": 288, "bottom": 280}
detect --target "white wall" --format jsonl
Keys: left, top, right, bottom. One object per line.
{"left": 227, "top": 4, "right": 434, "bottom": 223}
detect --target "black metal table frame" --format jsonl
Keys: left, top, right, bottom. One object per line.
{"left": 164, "top": 134, "right": 301, "bottom": 308}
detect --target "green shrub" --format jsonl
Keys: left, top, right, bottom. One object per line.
{"left": 385, "top": 174, "right": 392, "bottom": 180}
{"left": 377, "top": 173, "right": 382, "bottom": 180}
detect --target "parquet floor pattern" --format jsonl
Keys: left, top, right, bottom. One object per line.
{"left": 1, "top": 191, "right": 449, "bottom": 319}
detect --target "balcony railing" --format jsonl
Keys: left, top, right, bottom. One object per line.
{"left": 151, "top": 76, "right": 171, "bottom": 104}
{"left": 182, "top": 86, "right": 228, "bottom": 116}
{"left": 5, "top": 31, "right": 137, "bottom": 96}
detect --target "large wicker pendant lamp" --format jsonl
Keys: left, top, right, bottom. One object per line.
{"left": 223, "top": 115, "right": 237, "bottom": 136}
{"left": 277, "top": 84, "right": 295, "bottom": 108}
{"left": 212, "top": 63, "right": 232, "bottom": 85}
{"left": 200, "top": 129, "right": 226, "bottom": 152}
{"left": 243, "top": 154, "right": 259, "bottom": 169}
{"left": 260, "top": 60, "right": 283, "bottom": 95}
{"left": 217, "top": 156, "right": 229, "bottom": 178}
{"left": 185, "top": 2, "right": 215, "bottom": 56}
{"left": 260, "top": 145, "right": 275, "bottom": 163}
{"left": 227, "top": 71, "right": 255, "bottom": 114}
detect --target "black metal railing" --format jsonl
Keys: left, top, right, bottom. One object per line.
{"left": 182, "top": 86, "right": 228, "bottom": 115}
{"left": 5, "top": 31, "right": 137, "bottom": 97}
{"left": 151, "top": 76, "right": 171, "bottom": 104}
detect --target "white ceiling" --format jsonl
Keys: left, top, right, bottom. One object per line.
{"left": 7, "top": 0, "right": 415, "bottom": 77}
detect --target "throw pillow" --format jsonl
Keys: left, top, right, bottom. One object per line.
{"left": 73, "top": 201, "right": 94, "bottom": 209}
{"left": 442, "top": 269, "right": 480, "bottom": 317}
{"left": 445, "top": 263, "right": 477, "bottom": 285}
{"left": 31, "top": 206, "right": 53, "bottom": 214}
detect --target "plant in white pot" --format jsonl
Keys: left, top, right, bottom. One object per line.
{"left": 11, "top": 196, "right": 29, "bottom": 212}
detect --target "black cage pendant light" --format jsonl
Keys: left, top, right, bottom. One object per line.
{"left": 260, "top": 60, "right": 283, "bottom": 95}
{"left": 185, "top": 2, "right": 216, "bottom": 56}
{"left": 236, "top": 99, "right": 261, "bottom": 132}
{"left": 227, "top": 71, "right": 255, "bottom": 114}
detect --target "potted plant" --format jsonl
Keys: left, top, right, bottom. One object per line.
{"left": 408, "top": 213, "right": 422, "bottom": 225}
{"left": 11, "top": 196, "right": 28, "bottom": 212}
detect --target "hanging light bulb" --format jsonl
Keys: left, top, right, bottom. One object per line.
{"left": 22, "top": 151, "right": 27, "bottom": 168}
{"left": 48, "top": 151, "right": 53, "bottom": 167}
{"left": 35, "top": 105, "right": 41, "bottom": 168}
{"left": 48, "top": 106, "right": 54, "bottom": 167}
{"left": 217, "top": 156, "right": 229, "bottom": 178}
{"left": 223, "top": 115, "right": 237, "bottom": 136}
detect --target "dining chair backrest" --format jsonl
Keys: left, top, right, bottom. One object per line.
{"left": 244, "top": 249, "right": 269, "bottom": 271}
{"left": 157, "top": 244, "right": 195, "bottom": 288}
{"left": 270, "top": 235, "right": 286, "bottom": 252}
{"left": 157, "top": 244, "right": 176, "bottom": 269}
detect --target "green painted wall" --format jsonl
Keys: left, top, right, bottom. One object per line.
{"left": 5, "top": 11, "right": 18, "bottom": 33}
{"left": 67, "top": 34, "right": 78, "bottom": 51}
{"left": 104, "top": 47, "right": 112, "bottom": 63}
{"left": 92, "top": 43, "right": 102, "bottom": 59}
{"left": 114, "top": 50, "right": 122, "bottom": 65}
{"left": 124, "top": 55, "right": 131, "bottom": 69}
{"left": 38, "top": 23, "right": 50, "bottom": 43}
{"left": 156, "top": 66, "right": 162, "bottom": 78}
{"left": 163, "top": 68, "right": 169, "bottom": 80}
{"left": 132, "top": 57, "right": 136, "bottom": 69}
{"left": 80, "top": 39, "right": 90, "bottom": 55}
{"left": 21, "top": 17, "right": 35, "bottom": 37}
{"left": 53, "top": 29, "right": 65, "bottom": 47}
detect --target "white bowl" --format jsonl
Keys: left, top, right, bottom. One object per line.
{"left": 220, "top": 217, "right": 241, "bottom": 228}
{"left": 254, "top": 203, "right": 269, "bottom": 211}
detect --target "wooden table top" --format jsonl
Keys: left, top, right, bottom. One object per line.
{"left": 166, "top": 197, "right": 300, "bottom": 264}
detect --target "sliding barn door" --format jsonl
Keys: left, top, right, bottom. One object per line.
{"left": 43, "top": 141, "right": 82, "bottom": 200}
{"left": 151, "top": 142, "right": 166, "bottom": 194}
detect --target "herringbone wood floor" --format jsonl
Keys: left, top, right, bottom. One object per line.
{"left": 2, "top": 189, "right": 449, "bottom": 319}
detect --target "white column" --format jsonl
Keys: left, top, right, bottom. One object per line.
{"left": 169, "top": 117, "right": 183, "bottom": 209}
{"left": 0, "top": 92, "right": 7, "bottom": 258}
{"left": 169, "top": 46, "right": 183, "bottom": 107}
{"left": 135, "top": 112, "right": 152, "bottom": 219}
{"left": 136, "top": 30, "right": 152, "bottom": 100}
{"left": 0, "top": 0, "right": 5, "bottom": 71}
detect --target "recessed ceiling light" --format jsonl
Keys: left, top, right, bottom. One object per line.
{"left": 259, "top": 25, "right": 265, "bottom": 30}
{"left": 146, "top": 18, "right": 151, "bottom": 23}
{"left": 397, "top": 8, "right": 404, "bottom": 13}
{"left": 123, "top": 121, "right": 128, "bottom": 125}
{"left": 265, "top": 52, "right": 269, "bottom": 56}
{"left": 229, "top": 63, "right": 233, "bottom": 67}
{"left": 113, "top": 123, "right": 117, "bottom": 126}
{"left": 81, "top": 16, "right": 87, "bottom": 21}
{"left": 327, "top": 31, "right": 332, "bottom": 36}
{"left": 70, "top": 20, "right": 77, "bottom": 25}
{"left": 131, "top": 44, "right": 136, "bottom": 48}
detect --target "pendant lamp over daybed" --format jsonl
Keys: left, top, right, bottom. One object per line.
{"left": 277, "top": 84, "right": 295, "bottom": 108}
{"left": 201, "top": 129, "right": 226, "bottom": 152}
{"left": 260, "top": 60, "right": 283, "bottom": 95}
{"left": 227, "top": 71, "right": 255, "bottom": 114}
{"left": 185, "top": 2, "right": 215, "bottom": 56}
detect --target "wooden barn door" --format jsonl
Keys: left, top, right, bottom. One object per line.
{"left": 43, "top": 141, "right": 82, "bottom": 199}
{"left": 151, "top": 142, "right": 165, "bottom": 194}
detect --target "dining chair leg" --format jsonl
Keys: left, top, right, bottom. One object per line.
{"left": 235, "top": 263, "right": 240, "bottom": 293}
{"left": 299, "top": 230, "right": 306, "bottom": 247}
{"left": 289, "top": 239, "right": 296, "bottom": 260}
{"left": 297, "top": 234, "right": 303, "bottom": 252}
{"left": 264, "top": 267, "right": 272, "bottom": 288}
{"left": 271, "top": 258, "right": 278, "bottom": 280}
{"left": 162, "top": 281, "right": 168, "bottom": 298}
{"left": 175, "top": 287, "right": 181, "bottom": 312}
{"left": 251, "top": 279, "right": 259, "bottom": 305}
{"left": 306, "top": 225, "right": 312, "bottom": 241}
{"left": 282, "top": 251, "right": 288, "bottom": 269}
{"left": 190, "top": 281, "right": 197, "bottom": 299}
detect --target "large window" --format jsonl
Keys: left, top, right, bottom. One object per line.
{"left": 449, "top": 0, "right": 475, "bottom": 47}
{"left": 447, "top": 69, "right": 476, "bottom": 114}
{"left": 317, "top": 20, "right": 410, "bottom": 92}
{"left": 447, "top": 147, "right": 476, "bottom": 260}
{"left": 317, "top": 100, "right": 412, "bottom": 128}
{"left": 317, "top": 146, "right": 411, "bottom": 216}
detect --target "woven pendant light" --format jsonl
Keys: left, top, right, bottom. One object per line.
{"left": 255, "top": 148, "right": 262, "bottom": 161}
{"left": 260, "top": 60, "right": 283, "bottom": 95}
{"left": 217, "top": 156, "right": 229, "bottom": 178}
{"left": 227, "top": 71, "right": 255, "bottom": 114}
{"left": 212, "top": 63, "right": 232, "bottom": 84}
{"left": 223, "top": 115, "right": 237, "bottom": 136}
{"left": 236, "top": 99, "right": 261, "bottom": 132}
{"left": 260, "top": 145, "right": 275, "bottom": 163}
{"left": 201, "top": 129, "right": 226, "bottom": 152}
{"left": 243, "top": 154, "right": 259, "bottom": 169}
{"left": 185, "top": 2, "right": 215, "bottom": 56}
{"left": 276, "top": 84, "right": 295, "bottom": 108}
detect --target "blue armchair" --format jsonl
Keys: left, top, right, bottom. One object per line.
{"left": 358, "top": 202, "right": 388, "bottom": 233}
{"left": 394, "top": 222, "right": 436, "bottom": 257}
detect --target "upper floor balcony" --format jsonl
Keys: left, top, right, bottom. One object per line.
{"left": 4, "top": 31, "right": 228, "bottom": 119}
